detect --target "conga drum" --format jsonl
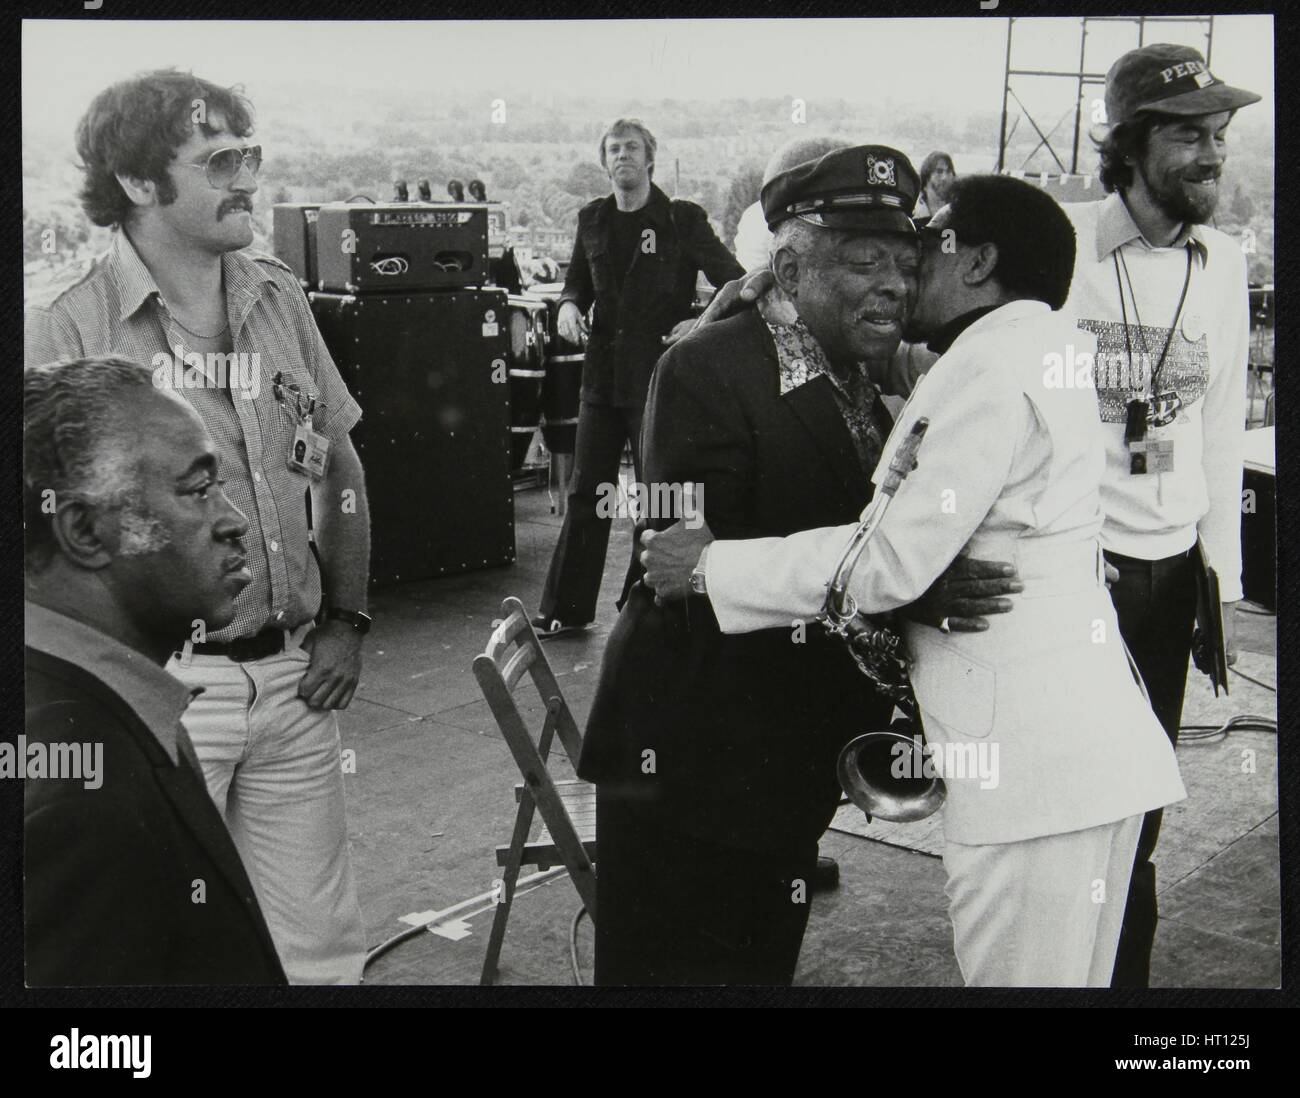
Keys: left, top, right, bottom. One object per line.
{"left": 505, "top": 295, "right": 548, "bottom": 470}
{"left": 530, "top": 284, "right": 584, "bottom": 512}
{"left": 530, "top": 286, "right": 584, "bottom": 456}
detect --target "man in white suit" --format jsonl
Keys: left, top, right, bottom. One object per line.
{"left": 639, "top": 174, "right": 1186, "bottom": 987}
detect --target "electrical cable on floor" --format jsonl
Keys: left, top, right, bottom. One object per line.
{"left": 363, "top": 866, "right": 568, "bottom": 972}
{"left": 569, "top": 905, "right": 589, "bottom": 985}
{"left": 1229, "top": 665, "right": 1277, "bottom": 693}
{"left": 365, "top": 922, "right": 430, "bottom": 969}
{"left": 1179, "top": 713, "right": 1278, "bottom": 741}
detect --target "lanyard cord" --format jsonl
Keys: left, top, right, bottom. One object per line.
{"left": 1112, "top": 252, "right": 1136, "bottom": 382}
{"left": 1112, "top": 245, "right": 1193, "bottom": 397}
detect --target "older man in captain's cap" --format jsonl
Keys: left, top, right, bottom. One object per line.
{"left": 579, "top": 146, "right": 1003, "bottom": 985}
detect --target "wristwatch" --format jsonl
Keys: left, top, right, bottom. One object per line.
{"left": 689, "top": 543, "right": 711, "bottom": 597}
{"left": 326, "top": 608, "right": 373, "bottom": 635}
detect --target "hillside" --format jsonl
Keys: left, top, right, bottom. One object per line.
{"left": 22, "top": 88, "right": 1275, "bottom": 289}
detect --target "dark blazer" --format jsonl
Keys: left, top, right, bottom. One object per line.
{"left": 24, "top": 648, "right": 287, "bottom": 986}
{"left": 561, "top": 184, "right": 744, "bottom": 409}
{"left": 578, "top": 307, "right": 895, "bottom": 853}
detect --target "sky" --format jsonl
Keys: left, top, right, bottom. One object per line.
{"left": 23, "top": 15, "right": 1273, "bottom": 141}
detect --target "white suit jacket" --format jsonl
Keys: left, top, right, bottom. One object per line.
{"left": 707, "top": 300, "right": 1186, "bottom": 844}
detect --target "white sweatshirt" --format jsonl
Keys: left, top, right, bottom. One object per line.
{"left": 1063, "top": 193, "right": 1248, "bottom": 600}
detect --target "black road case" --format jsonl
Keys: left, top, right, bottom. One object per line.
{"left": 310, "top": 288, "right": 515, "bottom": 584}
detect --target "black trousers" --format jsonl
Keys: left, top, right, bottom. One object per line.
{"left": 537, "top": 400, "right": 643, "bottom": 626}
{"left": 593, "top": 790, "right": 818, "bottom": 986}
{"left": 1104, "top": 547, "right": 1198, "bottom": 988}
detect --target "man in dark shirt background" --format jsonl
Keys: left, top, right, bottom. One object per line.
{"left": 533, "top": 118, "right": 743, "bottom": 636}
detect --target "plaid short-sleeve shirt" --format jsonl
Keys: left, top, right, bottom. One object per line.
{"left": 25, "top": 231, "right": 363, "bottom": 642}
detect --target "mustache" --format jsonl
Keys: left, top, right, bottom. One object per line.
{"left": 218, "top": 196, "right": 254, "bottom": 217}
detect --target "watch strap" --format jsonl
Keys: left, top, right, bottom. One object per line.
{"left": 690, "top": 543, "right": 711, "bottom": 595}
{"left": 326, "top": 608, "right": 372, "bottom": 634}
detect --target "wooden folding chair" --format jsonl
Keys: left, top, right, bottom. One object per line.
{"left": 473, "top": 597, "right": 597, "bottom": 985}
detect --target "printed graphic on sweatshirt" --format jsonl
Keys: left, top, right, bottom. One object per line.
{"left": 1075, "top": 318, "right": 1209, "bottom": 422}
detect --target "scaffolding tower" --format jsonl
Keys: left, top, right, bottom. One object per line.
{"left": 996, "top": 15, "right": 1216, "bottom": 176}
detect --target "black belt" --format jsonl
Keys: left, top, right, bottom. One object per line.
{"left": 187, "top": 627, "right": 290, "bottom": 662}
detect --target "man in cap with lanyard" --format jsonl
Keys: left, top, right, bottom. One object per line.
{"left": 1063, "top": 43, "right": 1260, "bottom": 987}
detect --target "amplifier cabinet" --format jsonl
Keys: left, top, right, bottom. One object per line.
{"left": 272, "top": 202, "right": 322, "bottom": 289}
{"left": 485, "top": 202, "right": 509, "bottom": 259}
{"left": 309, "top": 289, "right": 515, "bottom": 583}
{"left": 315, "top": 203, "right": 490, "bottom": 293}
{"left": 1242, "top": 466, "right": 1276, "bottom": 611}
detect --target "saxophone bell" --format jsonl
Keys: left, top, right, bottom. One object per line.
{"left": 838, "top": 722, "right": 946, "bottom": 824}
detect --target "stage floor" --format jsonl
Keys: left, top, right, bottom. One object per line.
{"left": 344, "top": 483, "right": 1280, "bottom": 988}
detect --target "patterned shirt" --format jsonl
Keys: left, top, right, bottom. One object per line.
{"left": 764, "top": 314, "right": 891, "bottom": 473}
{"left": 25, "top": 231, "right": 363, "bottom": 642}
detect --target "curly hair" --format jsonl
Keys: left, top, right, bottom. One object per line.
{"left": 24, "top": 356, "right": 157, "bottom": 572}
{"left": 1092, "top": 115, "right": 1165, "bottom": 194}
{"left": 75, "top": 69, "right": 255, "bottom": 228}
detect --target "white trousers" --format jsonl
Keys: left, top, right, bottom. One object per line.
{"left": 168, "top": 632, "right": 366, "bottom": 985}
{"left": 942, "top": 814, "right": 1143, "bottom": 987}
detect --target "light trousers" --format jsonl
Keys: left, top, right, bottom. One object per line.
{"left": 942, "top": 814, "right": 1143, "bottom": 987}
{"left": 168, "top": 631, "right": 366, "bottom": 984}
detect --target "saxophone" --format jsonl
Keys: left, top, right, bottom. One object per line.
{"left": 820, "top": 418, "right": 945, "bottom": 823}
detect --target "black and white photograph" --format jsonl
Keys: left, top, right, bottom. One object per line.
{"left": 9, "top": 0, "right": 1287, "bottom": 1056}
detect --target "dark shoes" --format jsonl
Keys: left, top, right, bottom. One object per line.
{"left": 530, "top": 615, "right": 592, "bottom": 640}
{"left": 812, "top": 855, "right": 840, "bottom": 892}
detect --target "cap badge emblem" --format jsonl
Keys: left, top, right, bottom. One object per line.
{"left": 867, "top": 155, "right": 896, "bottom": 187}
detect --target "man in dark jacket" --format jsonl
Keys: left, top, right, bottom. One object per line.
{"left": 23, "top": 356, "right": 286, "bottom": 985}
{"left": 578, "top": 147, "right": 927, "bottom": 985}
{"left": 532, "top": 118, "right": 744, "bottom": 637}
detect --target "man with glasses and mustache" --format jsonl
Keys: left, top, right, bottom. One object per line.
{"left": 1064, "top": 44, "right": 1261, "bottom": 988}
{"left": 26, "top": 70, "right": 371, "bottom": 984}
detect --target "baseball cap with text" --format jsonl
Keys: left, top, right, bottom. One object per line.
{"left": 1104, "top": 43, "right": 1261, "bottom": 126}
